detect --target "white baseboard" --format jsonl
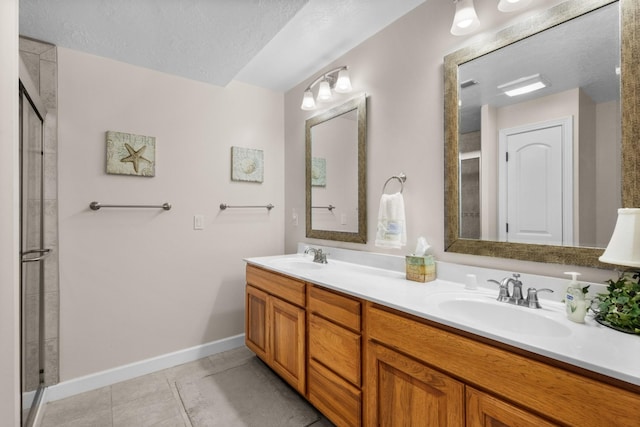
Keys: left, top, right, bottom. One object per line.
{"left": 44, "top": 333, "right": 245, "bottom": 403}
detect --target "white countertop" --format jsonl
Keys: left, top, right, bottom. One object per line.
{"left": 245, "top": 251, "right": 640, "bottom": 388}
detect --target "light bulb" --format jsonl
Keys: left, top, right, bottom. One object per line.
{"left": 334, "top": 69, "right": 352, "bottom": 93}
{"left": 317, "top": 79, "right": 332, "bottom": 102}
{"left": 300, "top": 90, "right": 316, "bottom": 110}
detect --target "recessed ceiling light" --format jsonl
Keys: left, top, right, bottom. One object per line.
{"left": 498, "top": 74, "right": 549, "bottom": 97}
{"left": 460, "top": 79, "right": 479, "bottom": 89}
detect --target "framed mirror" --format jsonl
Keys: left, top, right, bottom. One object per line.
{"left": 444, "top": 0, "right": 640, "bottom": 267}
{"left": 306, "top": 94, "right": 367, "bottom": 243}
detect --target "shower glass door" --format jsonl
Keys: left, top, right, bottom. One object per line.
{"left": 20, "top": 83, "right": 49, "bottom": 426}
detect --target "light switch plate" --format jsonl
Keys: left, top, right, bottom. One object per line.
{"left": 194, "top": 215, "right": 204, "bottom": 230}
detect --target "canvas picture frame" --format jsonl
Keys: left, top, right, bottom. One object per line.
{"left": 231, "top": 146, "right": 264, "bottom": 183}
{"left": 106, "top": 131, "right": 156, "bottom": 177}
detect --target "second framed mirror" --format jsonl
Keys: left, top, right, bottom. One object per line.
{"left": 305, "top": 94, "right": 367, "bottom": 243}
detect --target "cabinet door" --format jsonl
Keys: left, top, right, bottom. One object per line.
{"left": 246, "top": 285, "right": 268, "bottom": 360}
{"left": 366, "top": 342, "right": 464, "bottom": 427}
{"left": 270, "top": 296, "right": 306, "bottom": 394}
{"left": 466, "top": 387, "right": 559, "bottom": 427}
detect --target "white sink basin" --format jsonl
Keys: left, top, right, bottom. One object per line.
{"left": 268, "top": 258, "right": 325, "bottom": 271}
{"left": 438, "top": 298, "right": 571, "bottom": 338}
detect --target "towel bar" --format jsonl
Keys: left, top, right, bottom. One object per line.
{"left": 89, "top": 202, "right": 172, "bottom": 211}
{"left": 312, "top": 205, "right": 336, "bottom": 211}
{"left": 219, "top": 203, "right": 274, "bottom": 211}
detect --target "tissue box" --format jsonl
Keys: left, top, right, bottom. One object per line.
{"left": 406, "top": 255, "right": 436, "bottom": 283}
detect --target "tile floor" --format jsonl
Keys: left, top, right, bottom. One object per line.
{"left": 38, "top": 346, "right": 334, "bottom": 427}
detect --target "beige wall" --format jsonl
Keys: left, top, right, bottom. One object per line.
{"left": 284, "top": 0, "right": 614, "bottom": 283}
{"left": 57, "top": 48, "right": 285, "bottom": 381}
{"left": 0, "top": 0, "right": 21, "bottom": 424}
{"left": 596, "top": 100, "right": 621, "bottom": 245}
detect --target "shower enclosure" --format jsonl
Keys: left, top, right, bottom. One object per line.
{"left": 19, "top": 61, "right": 49, "bottom": 426}
{"left": 18, "top": 37, "right": 60, "bottom": 426}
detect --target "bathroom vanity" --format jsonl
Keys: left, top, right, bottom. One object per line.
{"left": 245, "top": 250, "right": 640, "bottom": 427}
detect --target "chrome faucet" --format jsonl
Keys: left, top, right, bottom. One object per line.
{"left": 487, "top": 277, "right": 511, "bottom": 303}
{"left": 488, "top": 273, "right": 553, "bottom": 309}
{"left": 304, "top": 246, "right": 328, "bottom": 264}
{"left": 524, "top": 287, "right": 554, "bottom": 309}
{"left": 506, "top": 273, "right": 525, "bottom": 305}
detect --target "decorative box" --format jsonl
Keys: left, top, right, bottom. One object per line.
{"left": 406, "top": 255, "right": 436, "bottom": 283}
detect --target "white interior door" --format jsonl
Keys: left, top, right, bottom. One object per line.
{"left": 498, "top": 118, "right": 573, "bottom": 245}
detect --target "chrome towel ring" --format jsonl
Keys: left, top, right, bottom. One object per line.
{"left": 382, "top": 173, "right": 407, "bottom": 194}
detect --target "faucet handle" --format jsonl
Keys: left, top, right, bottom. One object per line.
{"left": 525, "top": 288, "right": 553, "bottom": 309}
{"left": 488, "top": 279, "right": 511, "bottom": 302}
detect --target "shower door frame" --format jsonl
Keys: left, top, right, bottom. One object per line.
{"left": 19, "top": 68, "right": 48, "bottom": 427}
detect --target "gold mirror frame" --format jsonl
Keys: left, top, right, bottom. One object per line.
{"left": 306, "top": 94, "right": 367, "bottom": 243}
{"left": 444, "top": 0, "right": 639, "bottom": 268}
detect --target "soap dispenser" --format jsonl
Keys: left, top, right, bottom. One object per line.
{"left": 564, "top": 272, "right": 588, "bottom": 323}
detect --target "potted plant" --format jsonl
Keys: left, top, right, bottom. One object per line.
{"left": 594, "top": 271, "right": 640, "bottom": 334}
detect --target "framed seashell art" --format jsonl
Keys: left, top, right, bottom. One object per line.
{"left": 231, "top": 146, "right": 264, "bottom": 183}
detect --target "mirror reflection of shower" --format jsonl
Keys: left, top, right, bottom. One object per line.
{"left": 459, "top": 131, "right": 481, "bottom": 240}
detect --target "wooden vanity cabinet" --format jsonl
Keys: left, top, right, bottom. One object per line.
{"left": 365, "top": 302, "right": 640, "bottom": 427}
{"left": 245, "top": 265, "right": 306, "bottom": 394}
{"left": 246, "top": 266, "right": 640, "bottom": 427}
{"left": 307, "top": 285, "right": 363, "bottom": 427}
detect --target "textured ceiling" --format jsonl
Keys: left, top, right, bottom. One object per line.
{"left": 459, "top": 2, "right": 619, "bottom": 133}
{"left": 19, "top": 0, "right": 425, "bottom": 91}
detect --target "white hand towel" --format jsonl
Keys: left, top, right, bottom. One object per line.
{"left": 375, "top": 192, "right": 406, "bottom": 249}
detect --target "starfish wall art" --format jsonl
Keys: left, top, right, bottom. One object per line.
{"left": 106, "top": 131, "right": 156, "bottom": 177}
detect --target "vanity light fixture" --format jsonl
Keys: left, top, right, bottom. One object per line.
{"left": 498, "top": 0, "right": 533, "bottom": 13}
{"left": 498, "top": 73, "right": 549, "bottom": 97}
{"left": 450, "top": 0, "right": 481, "bottom": 36}
{"left": 300, "top": 66, "right": 352, "bottom": 111}
{"left": 599, "top": 208, "right": 640, "bottom": 268}
{"left": 451, "top": 0, "right": 535, "bottom": 36}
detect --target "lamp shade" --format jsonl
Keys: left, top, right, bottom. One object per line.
{"left": 498, "top": 0, "right": 533, "bottom": 13}
{"left": 599, "top": 208, "right": 640, "bottom": 268}
{"left": 451, "top": 0, "right": 480, "bottom": 36}
{"left": 300, "top": 89, "right": 316, "bottom": 110}
{"left": 317, "top": 80, "right": 332, "bottom": 101}
{"left": 334, "top": 68, "right": 352, "bottom": 93}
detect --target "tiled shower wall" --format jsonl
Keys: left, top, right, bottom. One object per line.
{"left": 20, "top": 37, "right": 59, "bottom": 386}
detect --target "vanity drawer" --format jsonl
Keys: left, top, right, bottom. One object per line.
{"left": 309, "top": 313, "right": 361, "bottom": 386}
{"left": 308, "top": 359, "right": 361, "bottom": 427}
{"left": 246, "top": 265, "right": 305, "bottom": 307}
{"left": 308, "top": 285, "right": 361, "bottom": 331}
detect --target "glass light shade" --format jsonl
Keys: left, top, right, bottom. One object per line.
{"left": 317, "top": 80, "right": 332, "bottom": 101}
{"left": 334, "top": 69, "right": 352, "bottom": 93}
{"left": 498, "top": 0, "right": 533, "bottom": 13}
{"left": 450, "top": 0, "right": 480, "bottom": 36}
{"left": 300, "top": 89, "right": 316, "bottom": 110}
{"left": 599, "top": 208, "right": 640, "bottom": 268}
